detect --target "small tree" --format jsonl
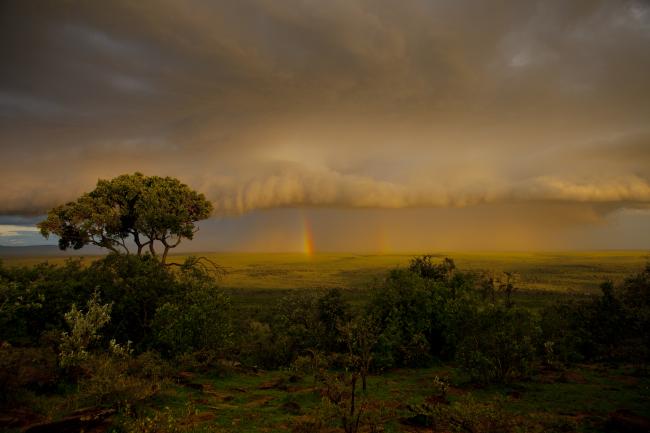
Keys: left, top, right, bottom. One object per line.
{"left": 499, "top": 272, "right": 518, "bottom": 308}
{"left": 38, "top": 173, "right": 213, "bottom": 263}
{"left": 408, "top": 255, "right": 456, "bottom": 282}
{"left": 59, "top": 292, "right": 112, "bottom": 368}
{"left": 339, "top": 315, "right": 379, "bottom": 392}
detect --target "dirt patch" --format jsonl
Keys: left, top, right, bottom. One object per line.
{"left": 244, "top": 395, "right": 275, "bottom": 407}
{"left": 560, "top": 371, "right": 588, "bottom": 384}
{"left": 228, "top": 386, "right": 247, "bottom": 393}
{"left": 22, "top": 408, "right": 115, "bottom": 433}
{"left": 0, "top": 408, "right": 43, "bottom": 429}
{"left": 191, "top": 412, "right": 216, "bottom": 422}
{"left": 259, "top": 378, "right": 288, "bottom": 390}
{"left": 607, "top": 409, "right": 650, "bottom": 433}
{"left": 446, "top": 386, "right": 468, "bottom": 397}
{"left": 612, "top": 375, "right": 640, "bottom": 386}
{"left": 281, "top": 401, "right": 302, "bottom": 415}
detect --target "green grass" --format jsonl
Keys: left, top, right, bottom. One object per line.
{"left": 4, "top": 251, "right": 647, "bottom": 313}
{"left": 3, "top": 251, "right": 648, "bottom": 294}
{"left": 175, "top": 251, "right": 650, "bottom": 294}
{"left": 121, "top": 363, "right": 649, "bottom": 433}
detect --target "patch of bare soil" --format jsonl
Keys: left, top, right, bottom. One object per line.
{"left": 22, "top": 408, "right": 116, "bottom": 433}
{"left": 244, "top": 395, "right": 275, "bottom": 407}
{"left": 607, "top": 409, "right": 650, "bottom": 433}
{"left": 0, "top": 408, "right": 43, "bottom": 430}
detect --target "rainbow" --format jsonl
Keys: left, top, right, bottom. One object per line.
{"left": 302, "top": 214, "right": 315, "bottom": 256}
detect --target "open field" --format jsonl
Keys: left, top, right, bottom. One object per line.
{"left": 4, "top": 251, "right": 647, "bottom": 294}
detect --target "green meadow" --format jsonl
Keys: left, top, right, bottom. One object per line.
{"left": 5, "top": 251, "right": 648, "bottom": 293}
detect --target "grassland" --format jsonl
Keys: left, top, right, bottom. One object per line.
{"left": 203, "top": 251, "right": 649, "bottom": 293}
{"left": 2, "top": 251, "right": 649, "bottom": 432}
{"left": 128, "top": 363, "right": 650, "bottom": 433}
{"left": 4, "top": 251, "right": 647, "bottom": 294}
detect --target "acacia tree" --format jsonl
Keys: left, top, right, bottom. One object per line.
{"left": 38, "top": 173, "right": 213, "bottom": 263}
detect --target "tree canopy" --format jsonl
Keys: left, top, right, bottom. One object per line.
{"left": 38, "top": 173, "right": 213, "bottom": 263}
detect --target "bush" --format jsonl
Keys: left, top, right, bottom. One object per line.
{"left": 618, "top": 265, "right": 650, "bottom": 365}
{"left": 86, "top": 254, "right": 181, "bottom": 349}
{"left": 457, "top": 306, "right": 538, "bottom": 384}
{"left": 0, "top": 255, "right": 183, "bottom": 349}
{"left": 59, "top": 291, "right": 112, "bottom": 369}
{"left": 0, "top": 344, "right": 59, "bottom": 406}
{"left": 539, "top": 268, "right": 650, "bottom": 364}
{"left": 0, "top": 259, "right": 92, "bottom": 345}
{"left": 317, "top": 288, "right": 351, "bottom": 352}
{"left": 539, "top": 301, "right": 591, "bottom": 364}
{"left": 74, "top": 351, "right": 159, "bottom": 409}
{"left": 408, "top": 255, "right": 456, "bottom": 282}
{"left": 368, "top": 269, "right": 434, "bottom": 368}
{"left": 153, "top": 284, "right": 232, "bottom": 357}
{"left": 368, "top": 265, "right": 479, "bottom": 368}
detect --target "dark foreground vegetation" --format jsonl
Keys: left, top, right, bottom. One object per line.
{"left": 1, "top": 254, "right": 649, "bottom": 433}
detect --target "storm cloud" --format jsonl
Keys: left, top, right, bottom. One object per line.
{"left": 1, "top": 0, "right": 649, "bottom": 249}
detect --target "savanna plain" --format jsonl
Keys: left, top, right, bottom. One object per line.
{"left": 1, "top": 251, "right": 649, "bottom": 433}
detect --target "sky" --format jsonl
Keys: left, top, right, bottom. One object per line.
{"left": 1, "top": 0, "right": 650, "bottom": 252}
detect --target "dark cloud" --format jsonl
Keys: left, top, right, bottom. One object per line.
{"left": 0, "top": 0, "right": 649, "bottom": 248}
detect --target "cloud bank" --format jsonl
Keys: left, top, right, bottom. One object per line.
{"left": 0, "top": 0, "right": 649, "bottom": 249}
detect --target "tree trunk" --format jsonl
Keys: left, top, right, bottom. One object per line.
{"left": 350, "top": 374, "right": 356, "bottom": 417}
{"left": 133, "top": 232, "right": 144, "bottom": 256}
{"left": 162, "top": 245, "right": 170, "bottom": 264}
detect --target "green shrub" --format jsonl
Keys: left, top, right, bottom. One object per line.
{"left": 368, "top": 269, "right": 434, "bottom": 368}
{"left": 74, "top": 352, "right": 159, "bottom": 409}
{"left": 59, "top": 291, "right": 112, "bottom": 368}
{"left": 153, "top": 285, "right": 232, "bottom": 356}
{"left": 368, "top": 264, "right": 479, "bottom": 368}
{"left": 317, "top": 288, "right": 351, "bottom": 352}
{"left": 0, "top": 344, "right": 59, "bottom": 406}
{"left": 87, "top": 254, "right": 181, "bottom": 349}
{"left": 0, "top": 259, "right": 91, "bottom": 345}
{"left": 457, "top": 306, "right": 538, "bottom": 384}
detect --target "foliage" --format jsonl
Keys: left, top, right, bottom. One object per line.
{"left": 38, "top": 173, "right": 213, "bottom": 262}
{"left": 3, "top": 252, "right": 650, "bottom": 432}
{"left": 0, "top": 344, "right": 59, "bottom": 406}
{"left": 73, "top": 351, "right": 159, "bottom": 409}
{"left": 81, "top": 254, "right": 181, "bottom": 349}
{"left": 539, "top": 265, "right": 650, "bottom": 364}
{"left": 0, "top": 259, "right": 91, "bottom": 345}
{"left": 274, "top": 291, "right": 325, "bottom": 353}
{"left": 236, "top": 319, "right": 281, "bottom": 368}
{"left": 617, "top": 264, "right": 650, "bottom": 365}
{"left": 319, "top": 371, "right": 371, "bottom": 433}
{"left": 59, "top": 291, "right": 112, "bottom": 368}
{"left": 411, "top": 395, "right": 516, "bottom": 433}
{"left": 408, "top": 255, "right": 456, "bottom": 282}
{"left": 317, "top": 288, "right": 351, "bottom": 352}
{"left": 368, "top": 269, "right": 434, "bottom": 368}
{"left": 368, "top": 264, "right": 479, "bottom": 368}
{"left": 117, "top": 401, "right": 218, "bottom": 433}
{"left": 0, "top": 272, "right": 45, "bottom": 344}
{"left": 243, "top": 289, "right": 353, "bottom": 368}
{"left": 457, "top": 306, "right": 538, "bottom": 384}
{"left": 148, "top": 256, "right": 233, "bottom": 356}
{"left": 153, "top": 286, "right": 232, "bottom": 356}
{"left": 339, "top": 315, "right": 380, "bottom": 392}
